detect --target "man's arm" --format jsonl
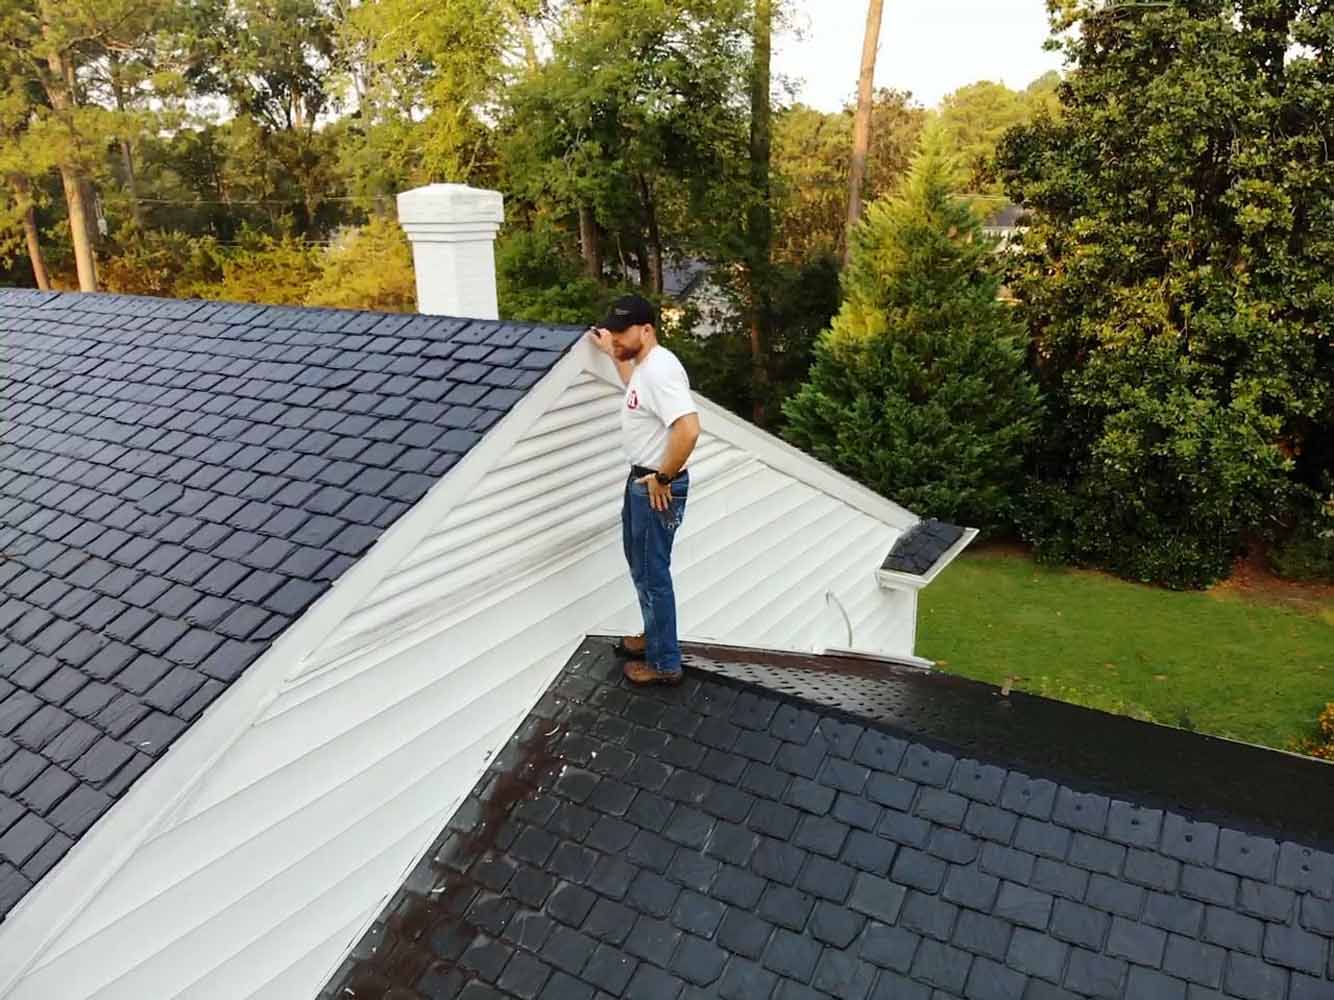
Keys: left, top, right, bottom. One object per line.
{"left": 657, "top": 413, "right": 700, "bottom": 478}
{"left": 587, "top": 328, "right": 635, "bottom": 384}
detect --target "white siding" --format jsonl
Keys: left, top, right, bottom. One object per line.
{"left": 8, "top": 351, "right": 915, "bottom": 1000}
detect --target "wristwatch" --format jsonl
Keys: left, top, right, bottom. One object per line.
{"left": 654, "top": 471, "right": 672, "bottom": 486}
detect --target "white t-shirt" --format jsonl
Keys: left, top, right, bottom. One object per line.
{"left": 621, "top": 346, "right": 697, "bottom": 468}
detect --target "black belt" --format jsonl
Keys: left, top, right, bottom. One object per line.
{"left": 630, "top": 465, "right": 686, "bottom": 481}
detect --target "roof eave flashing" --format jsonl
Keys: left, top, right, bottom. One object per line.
{"left": 877, "top": 526, "right": 980, "bottom": 591}
{"left": 818, "top": 646, "right": 935, "bottom": 671}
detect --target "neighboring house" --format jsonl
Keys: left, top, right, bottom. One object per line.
{"left": 660, "top": 259, "right": 734, "bottom": 339}
{"left": 0, "top": 187, "right": 971, "bottom": 998}
{"left": 982, "top": 202, "right": 1028, "bottom": 254}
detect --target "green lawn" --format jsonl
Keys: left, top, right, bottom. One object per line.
{"left": 916, "top": 548, "right": 1334, "bottom": 753}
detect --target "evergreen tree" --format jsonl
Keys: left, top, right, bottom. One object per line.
{"left": 783, "top": 127, "right": 1041, "bottom": 532}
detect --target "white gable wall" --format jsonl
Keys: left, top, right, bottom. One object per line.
{"left": 4, "top": 341, "right": 922, "bottom": 999}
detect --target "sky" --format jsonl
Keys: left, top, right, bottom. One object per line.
{"left": 772, "top": 0, "right": 1067, "bottom": 112}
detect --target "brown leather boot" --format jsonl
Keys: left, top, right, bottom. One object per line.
{"left": 614, "top": 634, "right": 646, "bottom": 657}
{"left": 623, "top": 659, "right": 684, "bottom": 686}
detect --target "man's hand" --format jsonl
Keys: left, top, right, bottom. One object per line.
{"left": 587, "top": 327, "right": 614, "bottom": 356}
{"left": 637, "top": 474, "right": 673, "bottom": 511}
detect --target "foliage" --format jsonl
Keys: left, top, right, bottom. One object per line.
{"left": 1291, "top": 703, "right": 1334, "bottom": 762}
{"left": 771, "top": 90, "right": 927, "bottom": 262}
{"left": 667, "top": 252, "right": 840, "bottom": 419}
{"left": 99, "top": 216, "right": 418, "bottom": 309}
{"left": 933, "top": 74, "right": 1061, "bottom": 197}
{"left": 305, "top": 216, "right": 416, "bottom": 312}
{"left": 783, "top": 127, "right": 1041, "bottom": 532}
{"left": 185, "top": 230, "right": 321, "bottom": 305}
{"left": 495, "top": 219, "right": 616, "bottom": 325}
{"left": 339, "top": 0, "right": 536, "bottom": 188}
{"left": 184, "top": 0, "right": 337, "bottom": 132}
{"left": 498, "top": 0, "right": 754, "bottom": 288}
{"left": 918, "top": 549, "right": 1334, "bottom": 752}
{"left": 997, "top": 0, "right": 1334, "bottom": 589}
{"left": 937, "top": 81, "right": 1030, "bottom": 195}
{"left": 99, "top": 228, "right": 223, "bottom": 296}
{"left": 1269, "top": 484, "right": 1334, "bottom": 583}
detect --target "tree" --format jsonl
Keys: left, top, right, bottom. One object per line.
{"left": 0, "top": 0, "right": 174, "bottom": 290}
{"left": 845, "top": 0, "right": 884, "bottom": 264}
{"left": 748, "top": 0, "right": 773, "bottom": 424}
{"left": 0, "top": 68, "right": 52, "bottom": 288}
{"left": 937, "top": 79, "right": 1030, "bottom": 195}
{"left": 498, "top": 0, "right": 753, "bottom": 295}
{"left": 772, "top": 90, "right": 926, "bottom": 262}
{"left": 997, "top": 0, "right": 1334, "bottom": 587}
{"left": 783, "top": 126, "right": 1041, "bottom": 531}
{"left": 339, "top": 0, "right": 538, "bottom": 194}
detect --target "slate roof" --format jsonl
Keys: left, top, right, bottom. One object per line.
{"left": 662, "top": 260, "right": 711, "bottom": 301}
{"left": 0, "top": 288, "right": 581, "bottom": 921}
{"left": 325, "top": 639, "right": 1334, "bottom": 1000}
{"left": 983, "top": 204, "right": 1028, "bottom": 230}
{"left": 881, "top": 519, "right": 967, "bottom": 576}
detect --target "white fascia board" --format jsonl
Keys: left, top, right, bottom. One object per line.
{"left": 582, "top": 344, "right": 918, "bottom": 531}
{"left": 0, "top": 346, "right": 592, "bottom": 994}
{"left": 876, "top": 527, "right": 981, "bottom": 592}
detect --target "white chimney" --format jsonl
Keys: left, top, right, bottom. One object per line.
{"left": 396, "top": 183, "right": 504, "bottom": 320}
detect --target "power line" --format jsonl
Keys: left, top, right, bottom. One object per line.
{"left": 135, "top": 195, "right": 390, "bottom": 206}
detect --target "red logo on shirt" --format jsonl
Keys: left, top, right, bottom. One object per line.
{"left": 626, "top": 389, "right": 639, "bottom": 410}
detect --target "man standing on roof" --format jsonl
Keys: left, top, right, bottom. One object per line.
{"left": 588, "top": 294, "right": 701, "bottom": 686}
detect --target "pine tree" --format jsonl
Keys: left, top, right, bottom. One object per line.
{"left": 783, "top": 126, "right": 1040, "bottom": 532}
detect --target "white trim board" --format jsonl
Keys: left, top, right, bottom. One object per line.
{"left": 0, "top": 346, "right": 593, "bottom": 994}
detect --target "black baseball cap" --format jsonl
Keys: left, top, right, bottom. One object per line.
{"left": 599, "top": 294, "right": 656, "bottom": 332}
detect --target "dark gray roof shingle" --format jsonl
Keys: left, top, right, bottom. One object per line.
{"left": 323, "top": 640, "right": 1334, "bottom": 1000}
{"left": 0, "top": 289, "right": 581, "bottom": 919}
{"left": 881, "top": 519, "right": 967, "bottom": 576}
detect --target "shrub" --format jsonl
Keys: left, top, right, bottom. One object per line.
{"left": 1021, "top": 338, "right": 1293, "bottom": 589}
{"left": 996, "top": 3, "right": 1334, "bottom": 589}
{"left": 183, "top": 229, "right": 322, "bottom": 306}
{"left": 99, "top": 229, "right": 224, "bottom": 298}
{"left": 1291, "top": 702, "right": 1334, "bottom": 761}
{"left": 496, "top": 221, "right": 612, "bottom": 325}
{"left": 782, "top": 126, "right": 1041, "bottom": 533}
{"left": 305, "top": 216, "right": 416, "bottom": 313}
{"left": 1269, "top": 488, "right": 1334, "bottom": 583}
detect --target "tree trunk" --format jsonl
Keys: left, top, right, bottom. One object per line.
{"left": 41, "top": 38, "right": 98, "bottom": 291}
{"left": 578, "top": 203, "right": 602, "bottom": 280}
{"left": 109, "top": 54, "right": 144, "bottom": 226}
{"left": 638, "top": 175, "right": 663, "bottom": 296}
{"left": 118, "top": 139, "right": 143, "bottom": 226}
{"left": 59, "top": 168, "right": 98, "bottom": 291}
{"left": 12, "top": 176, "right": 50, "bottom": 290}
{"left": 632, "top": 241, "right": 650, "bottom": 290}
{"left": 845, "top": 0, "right": 885, "bottom": 265}
{"left": 748, "top": 0, "right": 774, "bottom": 426}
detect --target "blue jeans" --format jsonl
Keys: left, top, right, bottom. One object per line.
{"left": 622, "top": 470, "right": 689, "bottom": 672}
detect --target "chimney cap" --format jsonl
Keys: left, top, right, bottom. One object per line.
{"left": 397, "top": 183, "right": 504, "bottom": 227}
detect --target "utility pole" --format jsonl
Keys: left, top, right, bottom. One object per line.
{"left": 748, "top": 0, "right": 773, "bottom": 425}
{"left": 845, "top": 0, "right": 884, "bottom": 265}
